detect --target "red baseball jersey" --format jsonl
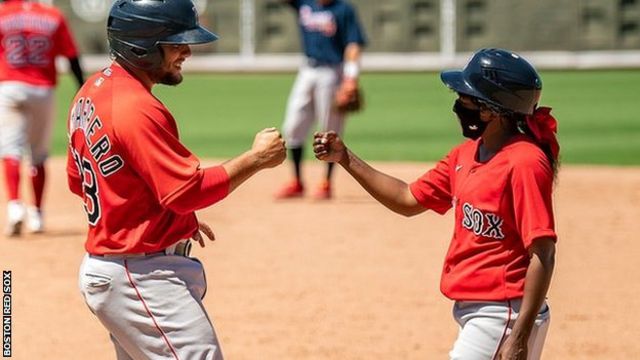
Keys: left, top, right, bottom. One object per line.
{"left": 410, "top": 135, "right": 557, "bottom": 301}
{"left": 66, "top": 64, "right": 230, "bottom": 255}
{"left": 0, "top": 0, "right": 78, "bottom": 86}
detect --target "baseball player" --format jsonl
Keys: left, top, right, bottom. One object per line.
{"left": 314, "top": 48, "right": 559, "bottom": 359}
{"left": 274, "top": 0, "right": 366, "bottom": 200}
{"left": 0, "top": 0, "right": 84, "bottom": 236}
{"left": 67, "top": 1, "right": 286, "bottom": 359}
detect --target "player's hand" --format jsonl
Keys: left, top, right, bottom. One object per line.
{"left": 496, "top": 335, "right": 528, "bottom": 360}
{"left": 251, "top": 127, "right": 286, "bottom": 169}
{"left": 192, "top": 221, "right": 215, "bottom": 248}
{"left": 340, "top": 77, "right": 358, "bottom": 94}
{"left": 313, "top": 131, "right": 347, "bottom": 163}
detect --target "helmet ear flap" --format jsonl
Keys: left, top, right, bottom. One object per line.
{"left": 130, "top": 47, "right": 147, "bottom": 56}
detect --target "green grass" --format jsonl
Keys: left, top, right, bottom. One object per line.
{"left": 53, "top": 70, "right": 640, "bottom": 165}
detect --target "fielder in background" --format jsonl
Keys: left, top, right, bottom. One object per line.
{"left": 314, "top": 48, "right": 559, "bottom": 359}
{"left": 274, "top": 0, "right": 367, "bottom": 200}
{"left": 67, "top": 1, "right": 285, "bottom": 358}
{"left": 0, "top": 0, "right": 84, "bottom": 236}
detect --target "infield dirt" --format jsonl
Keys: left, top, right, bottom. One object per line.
{"left": 1, "top": 158, "right": 639, "bottom": 359}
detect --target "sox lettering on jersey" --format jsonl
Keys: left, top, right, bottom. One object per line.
{"left": 461, "top": 202, "right": 505, "bottom": 239}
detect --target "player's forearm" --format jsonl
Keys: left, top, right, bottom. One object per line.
{"left": 222, "top": 150, "right": 269, "bottom": 193}
{"left": 339, "top": 149, "right": 423, "bottom": 216}
{"left": 68, "top": 57, "right": 85, "bottom": 87}
{"left": 511, "top": 238, "right": 555, "bottom": 339}
{"left": 344, "top": 43, "right": 361, "bottom": 63}
{"left": 343, "top": 44, "right": 362, "bottom": 80}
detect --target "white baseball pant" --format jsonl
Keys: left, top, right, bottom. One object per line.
{"left": 282, "top": 61, "right": 345, "bottom": 148}
{"left": 449, "top": 299, "right": 550, "bottom": 359}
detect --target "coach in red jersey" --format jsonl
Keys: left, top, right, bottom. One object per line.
{"left": 314, "top": 48, "right": 558, "bottom": 360}
{"left": 0, "top": 0, "right": 84, "bottom": 236}
{"left": 67, "top": 1, "right": 285, "bottom": 359}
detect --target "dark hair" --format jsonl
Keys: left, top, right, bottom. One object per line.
{"left": 472, "top": 96, "right": 559, "bottom": 179}
{"left": 513, "top": 113, "right": 559, "bottom": 179}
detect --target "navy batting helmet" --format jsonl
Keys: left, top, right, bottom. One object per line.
{"left": 441, "top": 48, "right": 542, "bottom": 115}
{"left": 107, "top": 0, "right": 218, "bottom": 70}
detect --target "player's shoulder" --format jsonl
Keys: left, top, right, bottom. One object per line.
{"left": 506, "top": 135, "right": 547, "bottom": 160}
{"left": 91, "top": 66, "right": 163, "bottom": 113}
{"left": 504, "top": 135, "right": 552, "bottom": 173}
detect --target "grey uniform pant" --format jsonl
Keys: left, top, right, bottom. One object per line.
{"left": 79, "top": 253, "right": 223, "bottom": 360}
{"left": 282, "top": 61, "right": 345, "bottom": 148}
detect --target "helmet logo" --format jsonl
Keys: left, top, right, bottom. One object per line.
{"left": 482, "top": 68, "right": 498, "bottom": 82}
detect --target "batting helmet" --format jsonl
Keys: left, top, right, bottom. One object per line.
{"left": 107, "top": 0, "right": 218, "bottom": 70}
{"left": 441, "top": 48, "right": 542, "bottom": 115}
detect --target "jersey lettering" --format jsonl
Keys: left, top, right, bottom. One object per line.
{"left": 90, "top": 135, "right": 110, "bottom": 162}
{"left": 2, "top": 34, "right": 52, "bottom": 67}
{"left": 483, "top": 213, "right": 505, "bottom": 239}
{"left": 69, "top": 97, "right": 125, "bottom": 182}
{"left": 99, "top": 155, "right": 124, "bottom": 177}
{"left": 300, "top": 5, "right": 336, "bottom": 36}
{"left": 86, "top": 117, "right": 102, "bottom": 144}
{"left": 461, "top": 202, "right": 505, "bottom": 240}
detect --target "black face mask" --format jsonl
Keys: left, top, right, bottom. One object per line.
{"left": 453, "top": 100, "right": 487, "bottom": 139}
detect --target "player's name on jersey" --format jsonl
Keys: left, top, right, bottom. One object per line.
{"left": 69, "top": 96, "right": 125, "bottom": 178}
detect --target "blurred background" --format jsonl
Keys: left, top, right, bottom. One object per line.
{"left": 41, "top": 0, "right": 640, "bottom": 165}
{"left": 50, "top": 0, "right": 640, "bottom": 71}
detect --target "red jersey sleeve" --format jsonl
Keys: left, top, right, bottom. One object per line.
{"left": 113, "top": 104, "right": 229, "bottom": 214}
{"left": 409, "top": 153, "right": 453, "bottom": 214}
{"left": 66, "top": 144, "right": 82, "bottom": 197}
{"left": 53, "top": 15, "right": 78, "bottom": 58}
{"left": 510, "top": 153, "right": 557, "bottom": 248}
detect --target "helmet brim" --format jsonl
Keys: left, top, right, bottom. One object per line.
{"left": 440, "top": 70, "right": 485, "bottom": 99}
{"left": 159, "top": 26, "right": 219, "bottom": 45}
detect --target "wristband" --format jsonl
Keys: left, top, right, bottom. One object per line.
{"left": 343, "top": 61, "right": 360, "bottom": 79}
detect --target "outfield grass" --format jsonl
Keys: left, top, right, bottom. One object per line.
{"left": 53, "top": 70, "right": 640, "bottom": 165}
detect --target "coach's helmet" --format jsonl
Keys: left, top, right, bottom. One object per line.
{"left": 441, "top": 48, "right": 542, "bottom": 115}
{"left": 107, "top": 0, "right": 218, "bottom": 70}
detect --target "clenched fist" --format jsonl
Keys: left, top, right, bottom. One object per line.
{"left": 313, "top": 131, "right": 347, "bottom": 163}
{"left": 251, "top": 127, "right": 286, "bottom": 169}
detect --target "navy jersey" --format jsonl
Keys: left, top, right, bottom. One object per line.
{"left": 288, "top": 0, "right": 367, "bottom": 64}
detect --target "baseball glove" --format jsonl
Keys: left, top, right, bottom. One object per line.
{"left": 334, "top": 79, "right": 364, "bottom": 113}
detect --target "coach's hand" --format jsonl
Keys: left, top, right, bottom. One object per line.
{"left": 251, "top": 127, "right": 286, "bottom": 169}
{"left": 313, "top": 131, "right": 347, "bottom": 164}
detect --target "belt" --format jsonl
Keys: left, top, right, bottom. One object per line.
{"left": 93, "top": 239, "right": 192, "bottom": 259}
{"left": 306, "top": 58, "right": 339, "bottom": 68}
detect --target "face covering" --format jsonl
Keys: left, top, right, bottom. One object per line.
{"left": 453, "top": 100, "right": 487, "bottom": 139}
